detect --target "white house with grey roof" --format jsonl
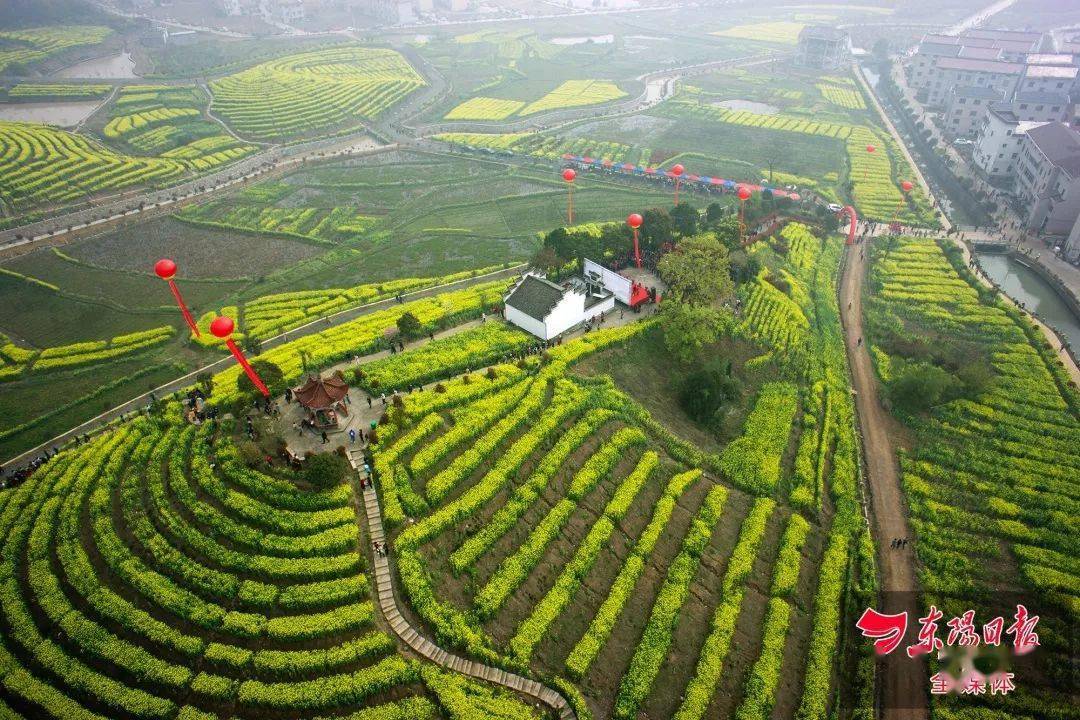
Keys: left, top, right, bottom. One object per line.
{"left": 503, "top": 273, "right": 614, "bottom": 341}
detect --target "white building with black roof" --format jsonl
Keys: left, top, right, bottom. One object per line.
{"left": 503, "top": 273, "right": 614, "bottom": 341}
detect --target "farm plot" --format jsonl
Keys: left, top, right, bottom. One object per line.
{"left": 174, "top": 200, "right": 377, "bottom": 247}
{"left": 0, "top": 26, "right": 113, "bottom": 74}
{"left": 0, "top": 403, "right": 547, "bottom": 718}
{"left": 0, "top": 326, "right": 175, "bottom": 378}
{"left": 209, "top": 46, "right": 425, "bottom": 140}
{"left": 867, "top": 235, "right": 1080, "bottom": 719}
{"left": 712, "top": 22, "right": 805, "bottom": 44}
{"left": 4, "top": 84, "right": 111, "bottom": 100}
{"left": 0, "top": 121, "right": 187, "bottom": 213}
{"left": 519, "top": 80, "right": 627, "bottom": 116}
{"left": 656, "top": 100, "right": 935, "bottom": 223}
{"left": 102, "top": 85, "right": 257, "bottom": 167}
{"left": 444, "top": 97, "right": 526, "bottom": 121}
{"left": 367, "top": 223, "right": 873, "bottom": 720}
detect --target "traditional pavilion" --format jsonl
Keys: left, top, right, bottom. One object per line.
{"left": 293, "top": 372, "right": 350, "bottom": 428}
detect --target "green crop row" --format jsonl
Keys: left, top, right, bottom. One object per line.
{"left": 474, "top": 426, "right": 647, "bottom": 618}
{"left": 718, "top": 382, "right": 799, "bottom": 494}
{"left": 509, "top": 451, "right": 659, "bottom": 663}
{"left": 564, "top": 469, "right": 700, "bottom": 678}
{"left": 613, "top": 483, "right": 728, "bottom": 720}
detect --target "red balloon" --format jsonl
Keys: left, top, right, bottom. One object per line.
{"left": 209, "top": 315, "right": 235, "bottom": 338}
{"left": 627, "top": 213, "right": 643, "bottom": 229}
{"left": 901, "top": 180, "right": 914, "bottom": 192}
{"left": 866, "top": 145, "right": 876, "bottom": 153}
{"left": 671, "top": 164, "right": 684, "bottom": 176}
{"left": 736, "top": 185, "right": 751, "bottom": 201}
{"left": 154, "top": 258, "right": 177, "bottom": 280}
{"left": 562, "top": 168, "right": 576, "bottom": 183}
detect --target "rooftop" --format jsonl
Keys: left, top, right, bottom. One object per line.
{"left": 1024, "top": 65, "right": 1079, "bottom": 79}
{"left": 1026, "top": 122, "right": 1080, "bottom": 176}
{"left": 293, "top": 373, "right": 349, "bottom": 410}
{"left": 965, "top": 29, "right": 1043, "bottom": 43}
{"left": 1026, "top": 53, "right": 1076, "bottom": 66}
{"left": 958, "top": 46, "right": 1004, "bottom": 60}
{"left": 953, "top": 85, "right": 1005, "bottom": 99}
{"left": 918, "top": 42, "right": 962, "bottom": 57}
{"left": 936, "top": 57, "right": 1023, "bottom": 74}
{"left": 504, "top": 274, "right": 566, "bottom": 321}
{"left": 988, "top": 103, "right": 1020, "bottom": 123}
{"left": 1014, "top": 90, "right": 1071, "bottom": 105}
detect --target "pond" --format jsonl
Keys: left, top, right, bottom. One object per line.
{"left": 712, "top": 99, "right": 780, "bottom": 114}
{"left": 549, "top": 34, "right": 615, "bottom": 45}
{"left": 53, "top": 52, "right": 138, "bottom": 79}
{"left": 976, "top": 251, "right": 1080, "bottom": 349}
{"left": 0, "top": 99, "right": 105, "bottom": 127}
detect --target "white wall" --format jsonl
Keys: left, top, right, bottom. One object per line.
{"left": 545, "top": 292, "right": 586, "bottom": 339}
{"left": 505, "top": 305, "right": 548, "bottom": 340}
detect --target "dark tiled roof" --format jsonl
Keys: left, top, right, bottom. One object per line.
{"left": 958, "top": 46, "right": 1003, "bottom": 60}
{"left": 1014, "top": 90, "right": 1071, "bottom": 105}
{"left": 1026, "top": 122, "right": 1080, "bottom": 176}
{"left": 966, "top": 29, "right": 1043, "bottom": 43}
{"left": 937, "top": 57, "right": 1023, "bottom": 74}
{"left": 505, "top": 275, "right": 566, "bottom": 321}
{"left": 919, "top": 42, "right": 962, "bottom": 57}
{"left": 294, "top": 373, "right": 349, "bottom": 409}
{"left": 953, "top": 85, "right": 1005, "bottom": 99}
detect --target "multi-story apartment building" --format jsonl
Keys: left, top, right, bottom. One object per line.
{"left": 1015, "top": 122, "right": 1080, "bottom": 234}
{"left": 972, "top": 106, "right": 1038, "bottom": 179}
{"left": 943, "top": 85, "right": 1006, "bottom": 137}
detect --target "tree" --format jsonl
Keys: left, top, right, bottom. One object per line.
{"left": 530, "top": 246, "right": 562, "bottom": 274}
{"left": 670, "top": 202, "right": 699, "bottom": 237}
{"left": 679, "top": 368, "right": 738, "bottom": 424}
{"left": 640, "top": 208, "right": 673, "bottom": 253}
{"left": 658, "top": 301, "right": 733, "bottom": 364}
{"left": 396, "top": 311, "right": 422, "bottom": 339}
{"left": 195, "top": 371, "right": 214, "bottom": 397}
{"left": 711, "top": 215, "right": 741, "bottom": 249}
{"left": 657, "top": 232, "right": 734, "bottom": 307}
{"left": 728, "top": 248, "right": 761, "bottom": 284}
{"left": 888, "top": 362, "right": 956, "bottom": 413}
{"left": 705, "top": 202, "right": 726, "bottom": 225}
{"left": 238, "top": 359, "right": 284, "bottom": 398}
{"left": 304, "top": 452, "right": 350, "bottom": 488}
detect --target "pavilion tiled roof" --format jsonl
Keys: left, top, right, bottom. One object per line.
{"left": 294, "top": 372, "right": 349, "bottom": 409}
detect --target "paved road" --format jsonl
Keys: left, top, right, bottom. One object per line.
{"left": 1, "top": 264, "right": 524, "bottom": 471}
{"left": 839, "top": 237, "right": 928, "bottom": 720}
{"left": 347, "top": 451, "right": 575, "bottom": 719}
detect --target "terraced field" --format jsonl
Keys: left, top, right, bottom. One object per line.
{"left": 867, "top": 235, "right": 1080, "bottom": 719}
{"left": 366, "top": 223, "right": 875, "bottom": 719}
{"left": 0, "top": 26, "right": 113, "bottom": 74}
{"left": 0, "top": 118, "right": 255, "bottom": 214}
{"left": 208, "top": 46, "right": 425, "bottom": 140}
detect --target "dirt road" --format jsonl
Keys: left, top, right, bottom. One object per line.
{"left": 838, "top": 239, "right": 929, "bottom": 719}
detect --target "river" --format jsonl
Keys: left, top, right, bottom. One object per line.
{"left": 976, "top": 251, "right": 1080, "bottom": 349}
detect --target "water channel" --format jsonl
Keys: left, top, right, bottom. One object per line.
{"left": 976, "top": 251, "right": 1080, "bottom": 350}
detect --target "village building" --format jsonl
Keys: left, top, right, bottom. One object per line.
{"left": 795, "top": 26, "right": 850, "bottom": 70}
{"left": 1015, "top": 122, "right": 1080, "bottom": 235}
{"left": 503, "top": 272, "right": 615, "bottom": 341}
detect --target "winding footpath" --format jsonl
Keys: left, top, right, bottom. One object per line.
{"left": 345, "top": 450, "right": 576, "bottom": 720}
{"left": 839, "top": 239, "right": 928, "bottom": 720}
